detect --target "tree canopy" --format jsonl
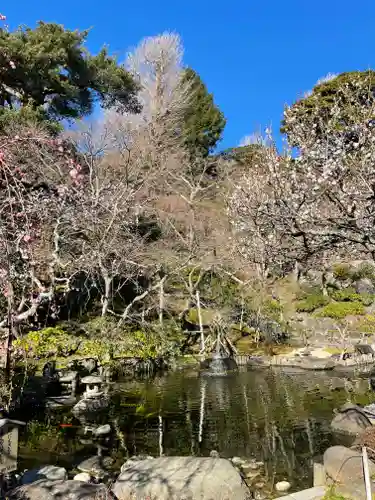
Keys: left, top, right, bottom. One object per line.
{"left": 282, "top": 70, "right": 375, "bottom": 146}
{"left": 0, "top": 22, "right": 140, "bottom": 126}
{"left": 180, "top": 68, "right": 226, "bottom": 157}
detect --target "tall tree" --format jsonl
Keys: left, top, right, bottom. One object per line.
{"left": 104, "top": 34, "right": 225, "bottom": 157}
{"left": 0, "top": 22, "right": 140, "bottom": 126}
{"left": 180, "top": 68, "right": 226, "bottom": 157}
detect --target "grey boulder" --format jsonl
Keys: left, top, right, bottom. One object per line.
{"left": 324, "top": 445, "right": 375, "bottom": 483}
{"left": 355, "top": 278, "right": 375, "bottom": 295}
{"left": 77, "top": 455, "right": 113, "bottom": 479}
{"left": 21, "top": 465, "right": 67, "bottom": 484}
{"left": 331, "top": 405, "right": 372, "bottom": 435}
{"left": 7, "top": 479, "right": 114, "bottom": 499}
{"left": 112, "top": 456, "right": 251, "bottom": 499}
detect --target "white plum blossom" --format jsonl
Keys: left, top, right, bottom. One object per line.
{"left": 228, "top": 73, "right": 375, "bottom": 276}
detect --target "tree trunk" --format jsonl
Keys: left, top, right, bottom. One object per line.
{"left": 196, "top": 291, "right": 204, "bottom": 353}
{"left": 101, "top": 275, "right": 112, "bottom": 317}
{"left": 159, "top": 280, "right": 164, "bottom": 329}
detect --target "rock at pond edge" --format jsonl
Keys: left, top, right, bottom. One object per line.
{"left": 8, "top": 479, "right": 113, "bottom": 500}
{"left": 113, "top": 456, "right": 251, "bottom": 500}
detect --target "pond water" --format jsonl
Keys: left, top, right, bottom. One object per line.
{"left": 16, "top": 367, "right": 375, "bottom": 495}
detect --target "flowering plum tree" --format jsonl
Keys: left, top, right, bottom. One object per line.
{"left": 228, "top": 73, "right": 375, "bottom": 279}
{"left": 0, "top": 123, "right": 88, "bottom": 370}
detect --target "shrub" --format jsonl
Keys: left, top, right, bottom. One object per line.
{"left": 77, "top": 339, "right": 112, "bottom": 360}
{"left": 322, "top": 487, "right": 349, "bottom": 500}
{"left": 330, "top": 288, "right": 374, "bottom": 305}
{"left": 296, "top": 293, "right": 329, "bottom": 312}
{"left": 351, "top": 262, "right": 375, "bottom": 281}
{"left": 14, "top": 327, "right": 80, "bottom": 358}
{"left": 360, "top": 294, "right": 375, "bottom": 306}
{"left": 354, "top": 314, "right": 375, "bottom": 335}
{"left": 330, "top": 288, "right": 361, "bottom": 302}
{"left": 296, "top": 285, "right": 322, "bottom": 300}
{"left": 332, "top": 263, "right": 352, "bottom": 281}
{"left": 82, "top": 316, "right": 122, "bottom": 339}
{"left": 317, "top": 301, "right": 365, "bottom": 319}
{"left": 263, "top": 298, "right": 284, "bottom": 318}
{"left": 24, "top": 420, "right": 62, "bottom": 452}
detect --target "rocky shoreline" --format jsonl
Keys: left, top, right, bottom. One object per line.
{"left": 6, "top": 344, "right": 375, "bottom": 499}
{"left": 7, "top": 454, "right": 257, "bottom": 499}
{"left": 241, "top": 344, "right": 375, "bottom": 374}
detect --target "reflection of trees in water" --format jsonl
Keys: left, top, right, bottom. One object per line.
{"left": 137, "top": 371, "right": 336, "bottom": 489}
{"left": 198, "top": 379, "right": 206, "bottom": 445}
{"left": 18, "top": 371, "right": 351, "bottom": 490}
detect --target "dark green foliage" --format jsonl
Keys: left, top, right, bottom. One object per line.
{"left": 0, "top": 22, "right": 140, "bottom": 125}
{"left": 218, "top": 144, "right": 266, "bottom": 166}
{"left": 282, "top": 70, "right": 375, "bottom": 145}
{"left": 180, "top": 68, "right": 226, "bottom": 157}
{"left": 0, "top": 107, "right": 62, "bottom": 134}
{"left": 317, "top": 301, "right": 365, "bottom": 319}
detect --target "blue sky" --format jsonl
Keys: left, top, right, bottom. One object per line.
{"left": 5, "top": 1, "right": 375, "bottom": 150}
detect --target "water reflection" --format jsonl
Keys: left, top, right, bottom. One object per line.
{"left": 19, "top": 368, "right": 375, "bottom": 491}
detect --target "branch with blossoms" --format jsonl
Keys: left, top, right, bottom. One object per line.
{"left": 228, "top": 75, "right": 375, "bottom": 282}
{"left": 0, "top": 123, "right": 85, "bottom": 336}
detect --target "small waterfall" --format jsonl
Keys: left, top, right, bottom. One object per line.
{"left": 200, "top": 352, "right": 238, "bottom": 377}
{"left": 209, "top": 353, "right": 229, "bottom": 375}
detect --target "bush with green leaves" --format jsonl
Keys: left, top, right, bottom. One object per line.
{"left": 354, "top": 314, "right": 375, "bottom": 335}
{"left": 360, "top": 294, "right": 374, "bottom": 306}
{"left": 23, "top": 420, "right": 62, "bottom": 452}
{"left": 263, "top": 298, "right": 284, "bottom": 319}
{"left": 77, "top": 339, "right": 112, "bottom": 360}
{"left": 332, "top": 263, "right": 353, "bottom": 281}
{"left": 330, "top": 288, "right": 360, "bottom": 302}
{"left": 351, "top": 262, "right": 375, "bottom": 282}
{"left": 14, "top": 327, "right": 80, "bottom": 358}
{"left": 317, "top": 301, "right": 365, "bottom": 319}
{"left": 330, "top": 287, "right": 374, "bottom": 305}
{"left": 295, "top": 293, "right": 330, "bottom": 312}
{"left": 82, "top": 316, "right": 121, "bottom": 339}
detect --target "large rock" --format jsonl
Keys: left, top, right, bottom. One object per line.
{"left": 73, "top": 473, "right": 91, "bottom": 483}
{"left": 112, "top": 456, "right": 251, "bottom": 499}
{"left": 334, "top": 479, "right": 375, "bottom": 500}
{"left": 355, "top": 278, "right": 375, "bottom": 295}
{"left": 77, "top": 455, "right": 113, "bottom": 479}
{"left": 331, "top": 405, "right": 372, "bottom": 435}
{"left": 8, "top": 479, "right": 113, "bottom": 499}
{"left": 324, "top": 445, "right": 375, "bottom": 483}
{"left": 271, "top": 355, "right": 335, "bottom": 371}
{"left": 121, "top": 455, "right": 154, "bottom": 472}
{"left": 22, "top": 465, "right": 67, "bottom": 484}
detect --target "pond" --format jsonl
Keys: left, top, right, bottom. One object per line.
{"left": 16, "top": 367, "right": 375, "bottom": 496}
